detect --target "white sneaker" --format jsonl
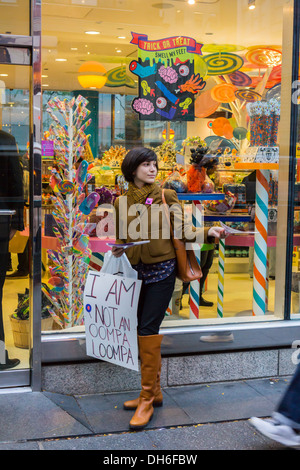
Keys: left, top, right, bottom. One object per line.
{"left": 250, "top": 417, "right": 300, "bottom": 448}
{"left": 199, "top": 333, "right": 234, "bottom": 343}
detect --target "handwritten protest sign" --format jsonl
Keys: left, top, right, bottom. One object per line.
{"left": 84, "top": 271, "right": 141, "bottom": 371}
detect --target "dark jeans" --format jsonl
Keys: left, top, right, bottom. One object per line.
{"left": 276, "top": 362, "right": 300, "bottom": 427}
{"left": 137, "top": 270, "right": 176, "bottom": 336}
{"left": 0, "top": 216, "right": 10, "bottom": 342}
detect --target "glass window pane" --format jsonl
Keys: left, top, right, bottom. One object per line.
{"left": 0, "top": 0, "right": 30, "bottom": 36}
{"left": 0, "top": 65, "right": 30, "bottom": 370}
{"left": 40, "top": 0, "right": 290, "bottom": 335}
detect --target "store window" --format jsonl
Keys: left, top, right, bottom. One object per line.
{"left": 0, "top": 0, "right": 30, "bottom": 36}
{"left": 0, "top": 65, "right": 30, "bottom": 368}
{"left": 40, "top": 0, "right": 291, "bottom": 335}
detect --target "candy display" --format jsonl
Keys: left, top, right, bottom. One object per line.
{"left": 247, "top": 99, "right": 280, "bottom": 147}
{"left": 204, "top": 191, "right": 236, "bottom": 215}
{"left": 101, "top": 145, "right": 128, "bottom": 167}
{"left": 42, "top": 95, "right": 94, "bottom": 329}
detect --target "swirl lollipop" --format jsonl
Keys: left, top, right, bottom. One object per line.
{"left": 246, "top": 48, "right": 282, "bottom": 67}
{"left": 105, "top": 66, "right": 136, "bottom": 88}
{"left": 204, "top": 53, "right": 244, "bottom": 76}
{"left": 57, "top": 180, "right": 75, "bottom": 195}
{"left": 235, "top": 89, "right": 262, "bottom": 102}
{"left": 211, "top": 83, "right": 237, "bottom": 103}
{"left": 228, "top": 71, "right": 252, "bottom": 87}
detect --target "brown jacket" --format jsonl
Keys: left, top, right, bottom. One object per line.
{"left": 114, "top": 185, "right": 213, "bottom": 265}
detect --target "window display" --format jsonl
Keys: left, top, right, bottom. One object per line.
{"left": 34, "top": 0, "right": 295, "bottom": 333}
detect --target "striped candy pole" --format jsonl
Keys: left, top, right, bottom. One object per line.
{"left": 253, "top": 170, "right": 269, "bottom": 316}
{"left": 217, "top": 238, "right": 225, "bottom": 318}
{"left": 189, "top": 200, "right": 203, "bottom": 319}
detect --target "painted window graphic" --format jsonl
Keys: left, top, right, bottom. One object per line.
{"left": 130, "top": 33, "right": 205, "bottom": 122}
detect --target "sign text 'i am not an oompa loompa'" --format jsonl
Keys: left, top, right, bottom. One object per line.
{"left": 84, "top": 272, "right": 141, "bottom": 371}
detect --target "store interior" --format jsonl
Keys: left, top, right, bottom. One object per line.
{"left": 1, "top": 0, "right": 300, "bottom": 368}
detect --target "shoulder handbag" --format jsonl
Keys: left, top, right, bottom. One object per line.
{"left": 162, "top": 190, "right": 203, "bottom": 282}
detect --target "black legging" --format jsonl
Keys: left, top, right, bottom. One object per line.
{"left": 137, "top": 270, "right": 176, "bottom": 336}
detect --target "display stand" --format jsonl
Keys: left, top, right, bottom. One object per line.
{"left": 177, "top": 193, "right": 225, "bottom": 319}
{"left": 235, "top": 163, "right": 279, "bottom": 316}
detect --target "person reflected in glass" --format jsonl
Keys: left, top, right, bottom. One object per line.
{"left": 0, "top": 129, "right": 24, "bottom": 369}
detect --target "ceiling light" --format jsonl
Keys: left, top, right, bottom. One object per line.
{"left": 248, "top": 0, "right": 256, "bottom": 9}
{"left": 188, "top": 0, "right": 195, "bottom": 4}
{"left": 55, "top": 58, "right": 67, "bottom": 62}
{"left": 42, "top": 84, "right": 49, "bottom": 87}
{"left": 116, "top": 49, "right": 122, "bottom": 53}
{"left": 85, "top": 31, "right": 100, "bottom": 35}
{"left": 118, "top": 36, "right": 126, "bottom": 39}
{"left": 71, "top": 47, "right": 78, "bottom": 51}
{"left": 0, "top": 74, "right": 8, "bottom": 77}
{"left": 42, "top": 74, "right": 48, "bottom": 78}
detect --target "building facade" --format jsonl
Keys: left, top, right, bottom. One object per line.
{"left": 0, "top": 0, "right": 300, "bottom": 393}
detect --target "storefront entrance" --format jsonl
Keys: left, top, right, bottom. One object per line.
{"left": 0, "top": 1, "right": 42, "bottom": 390}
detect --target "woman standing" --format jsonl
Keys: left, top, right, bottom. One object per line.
{"left": 112, "top": 147, "right": 225, "bottom": 430}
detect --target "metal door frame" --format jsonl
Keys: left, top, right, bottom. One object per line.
{"left": 0, "top": 0, "right": 42, "bottom": 391}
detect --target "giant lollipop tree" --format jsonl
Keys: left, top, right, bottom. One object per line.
{"left": 42, "top": 95, "right": 100, "bottom": 329}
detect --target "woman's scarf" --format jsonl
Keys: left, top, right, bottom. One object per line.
{"left": 126, "top": 182, "right": 157, "bottom": 205}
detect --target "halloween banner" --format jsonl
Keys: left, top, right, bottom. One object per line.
{"left": 130, "top": 32, "right": 205, "bottom": 122}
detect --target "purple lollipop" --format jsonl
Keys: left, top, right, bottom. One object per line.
{"left": 79, "top": 192, "right": 100, "bottom": 215}
{"left": 229, "top": 71, "right": 252, "bottom": 87}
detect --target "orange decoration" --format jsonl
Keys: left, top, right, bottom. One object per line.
{"left": 246, "top": 48, "right": 282, "bottom": 67}
{"left": 211, "top": 83, "right": 237, "bottom": 103}
{"left": 187, "top": 166, "right": 206, "bottom": 193}
{"left": 212, "top": 117, "right": 231, "bottom": 137}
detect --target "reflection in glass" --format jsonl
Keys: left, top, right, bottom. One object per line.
{"left": 0, "top": 66, "right": 30, "bottom": 370}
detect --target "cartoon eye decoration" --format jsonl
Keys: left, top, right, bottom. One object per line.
{"left": 156, "top": 97, "right": 167, "bottom": 109}
{"left": 179, "top": 65, "right": 189, "bottom": 76}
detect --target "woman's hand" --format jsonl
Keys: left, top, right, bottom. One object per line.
{"left": 112, "top": 246, "right": 125, "bottom": 258}
{"left": 208, "top": 226, "right": 227, "bottom": 239}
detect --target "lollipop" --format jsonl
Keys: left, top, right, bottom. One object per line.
{"left": 266, "top": 83, "right": 281, "bottom": 101}
{"left": 73, "top": 235, "right": 89, "bottom": 253}
{"left": 204, "top": 53, "right": 244, "bottom": 76}
{"left": 48, "top": 276, "right": 65, "bottom": 292}
{"left": 195, "top": 89, "right": 219, "bottom": 118}
{"left": 76, "top": 160, "right": 89, "bottom": 185}
{"left": 234, "top": 89, "right": 261, "bottom": 102}
{"left": 246, "top": 48, "right": 282, "bottom": 67}
{"left": 57, "top": 180, "right": 75, "bottom": 195}
{"left": 233, "top": 127, "right": 247, "bottom": 140}
{"left": 105, "top": 66, "right": 136, "bottom": 88}
{"left": 211, "top": 83, "right": 237, "bottom": 103}
{"left": 228, "top": 71, "right": 252, "bottom": 87}
{"left": 79, "top": 192, "right": 100, "bottom": 215}
{"left": 269, "top": 65, "right": 282, "bottom": 81}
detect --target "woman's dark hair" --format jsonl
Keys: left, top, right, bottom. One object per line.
{"left": 121, "top": 147, "right": 158, "bottom": 182}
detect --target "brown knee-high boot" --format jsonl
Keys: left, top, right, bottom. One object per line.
{"left": 129, "top": 334, "right": 163, "bottom": 430}
{"left": 123, "top": 356, "right": 163, "bottom": 410}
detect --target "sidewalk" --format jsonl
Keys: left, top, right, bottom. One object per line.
{"left": 0, "top": 376, "right": 295, "bottom": 450}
